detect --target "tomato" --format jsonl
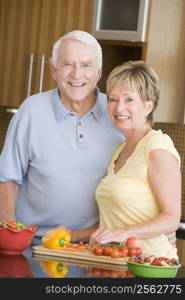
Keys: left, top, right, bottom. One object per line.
{"left": 128, "top": 247, "right": 138, "bottom": 257}
{"left": 135, "top": 246, "right": 142, "bottom": 256}
{"left": 103, "top": 247, "right": 113, "bottom": 256}
{"left": 93, "top": 246, "right": 104, "bottom": 256}
{"left": 111, "top": 249, "right": 121, "bottom": 258}
{"left": 119, "top": 247, "right": 128, "bottom": 257}
{"left": 125, "top": 237, "right": 142, "bottom": 248}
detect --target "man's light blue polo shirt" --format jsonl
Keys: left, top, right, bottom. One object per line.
{"left": 0, "top": 89, "right": 124, "bottom": 236}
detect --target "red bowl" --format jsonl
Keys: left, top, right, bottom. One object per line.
{"left": 0, "top": 225, "right": 38, "bottom": 255}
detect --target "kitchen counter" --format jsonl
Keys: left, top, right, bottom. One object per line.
{"left": 177, "top": 228, "right": 185, "bottom": 240}
{"left": 0, "top": 237, "right": 185, "bottom": 278}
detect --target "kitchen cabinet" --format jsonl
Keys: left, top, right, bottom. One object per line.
{"left": 97, "top": 40, "right": 146, "bottom": 94}
{"left": 0, "top": 0, "right": 93, "bottom": 108}
{"left": 176, "top": 238, "right": 185, "bottom": 266}
{"left": 96, "top": 0, "right": 185, "bottom": 124}
{"left": 0, "top": 0, "right": 44, "bottom": 107}
{"left": 1, "top": 0, "right": 185, "bottom": 122}
{"left": 145, "top": 0, "right": 185, "bottom": 123}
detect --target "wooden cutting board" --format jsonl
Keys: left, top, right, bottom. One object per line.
{"left": 32, "top": 245, "right": 128, "bottom": 266}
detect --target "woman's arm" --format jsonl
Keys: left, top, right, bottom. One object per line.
{"left": 90, "top": 149, "right": 181, "bottom": 244}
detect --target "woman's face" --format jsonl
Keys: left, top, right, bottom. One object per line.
{"left": 108, "top": 84, "right": 153, "bottom": 134}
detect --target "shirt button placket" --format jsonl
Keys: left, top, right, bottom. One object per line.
{"left": 77, "top": 120, "right": 86, "bottom": 143}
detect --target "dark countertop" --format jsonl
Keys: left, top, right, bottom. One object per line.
{"left": 0, "top": 237, "right": 185, "bottom": 278}
{"left": 177, "top": 228, "right": 185, "bottom": 240}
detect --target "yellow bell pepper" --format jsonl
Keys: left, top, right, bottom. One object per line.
{"left": 42, "top": 229, "right": 71, "bottom": 250}
{"left": 40, "top": 261, "right": 68, "bottom": 278}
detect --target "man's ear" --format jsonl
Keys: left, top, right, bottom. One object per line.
{"left": 97, "top": 68, "right": 102, "bottom": 82}
{"left": 50, "top": 63, "right": 57, "bottom": 81}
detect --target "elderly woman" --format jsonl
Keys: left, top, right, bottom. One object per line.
{"left": 90, "top": 60, "right": 181, "bottom": 258}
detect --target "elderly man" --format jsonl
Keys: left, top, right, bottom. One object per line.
{"left": 0, "top": 30, "right": 124, "bottom": 241}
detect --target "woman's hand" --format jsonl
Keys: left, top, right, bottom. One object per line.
{"left": 90, "top": 227, "right": 128, "bottom": 246}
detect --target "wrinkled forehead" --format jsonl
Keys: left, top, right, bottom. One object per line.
{"left": 59, "top": 39, "right": 98, "bottom": 60}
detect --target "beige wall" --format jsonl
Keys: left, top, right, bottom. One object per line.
{"left": 145, "top": 0, "right": 185, "bottom": 123}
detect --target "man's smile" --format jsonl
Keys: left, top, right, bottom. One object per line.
{"left": 68, "top": 82, "right": 86, "bottom": 87}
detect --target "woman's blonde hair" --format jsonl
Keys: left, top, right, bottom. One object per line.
{"left": 106, "top": 60, "right": 160, "bottom": 125}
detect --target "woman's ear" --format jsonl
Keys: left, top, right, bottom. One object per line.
{"left": 146, "top": 100, "right": 154, "bottom": 116}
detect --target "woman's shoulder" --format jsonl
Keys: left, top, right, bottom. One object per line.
{"left": 145, "top": 129, "right": 180, "bottom": 164}
{"left": 147, "top": 129, "right": 175, "bottom": 148}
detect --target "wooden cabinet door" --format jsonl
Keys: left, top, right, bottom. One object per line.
{"left": 0, "top": 0, "right": 46, "bottom": 107}
{"left": 145, "top": 0, "right": 185, "bottom": 123}
{"left": 0, "top": 0, "right": 94, "bottom": 108}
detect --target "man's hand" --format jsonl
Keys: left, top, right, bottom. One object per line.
{"left": 55, "top": 223, "right": 99, "bottom": 242}
{"left": 55, "top": 224, "right": 73, "bottom": 238}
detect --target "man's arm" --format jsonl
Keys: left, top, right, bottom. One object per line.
{"left": 0, "top": 181, "right": 19, "bottom": 221}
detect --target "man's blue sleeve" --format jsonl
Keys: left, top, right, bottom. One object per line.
{"left": 0, "top": 111, "right": 29, "bottom": 184}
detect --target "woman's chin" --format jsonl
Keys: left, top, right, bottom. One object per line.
{"left": 116, "top": 124, "right": 132, "bottom": 133}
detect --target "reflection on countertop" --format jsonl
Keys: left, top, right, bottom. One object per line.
{"left": 0, "top": 237, "right": 185, "bottom": 278}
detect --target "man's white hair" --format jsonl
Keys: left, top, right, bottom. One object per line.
{"left": 50, "top": 30, "right": 102, "bottom": 70}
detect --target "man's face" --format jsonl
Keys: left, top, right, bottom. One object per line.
{"left": 51, "top": 39, "right": 101, "bottom": 103}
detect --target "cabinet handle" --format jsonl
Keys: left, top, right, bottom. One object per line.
{"left": 39, "top": 55, "right": 45, "bottom": 93}
{"left": 27, "top": 54, "right": 34, "bottom": 97}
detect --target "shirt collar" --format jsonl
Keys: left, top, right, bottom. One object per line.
{"left": 89, "top": 87, "right": 105, "bottom": 121}
{"left": 53, "top": 89, "right": 71, "bottom": 121}
{"left": 52, "top": 88, "right": 105, "bottom": 122}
